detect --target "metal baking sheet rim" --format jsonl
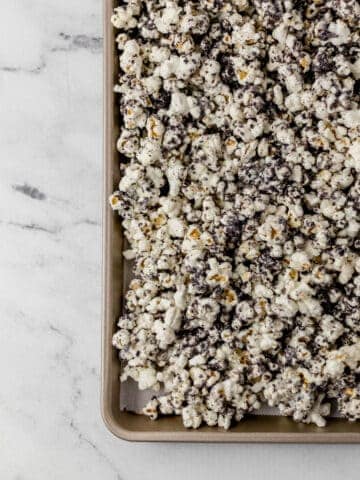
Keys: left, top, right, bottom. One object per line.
{"left": 101, "top": 0, "right": 360, "bottom": 443}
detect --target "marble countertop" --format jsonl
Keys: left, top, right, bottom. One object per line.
{"left": 1, "top": 1, "right": 360, "bottom": 479}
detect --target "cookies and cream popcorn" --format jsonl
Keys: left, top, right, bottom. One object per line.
{"left": 110, "top": 0, "right": 360, "bottom": 429}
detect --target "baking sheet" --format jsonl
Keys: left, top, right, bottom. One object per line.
{"left": 103, "top": 0, "right": 358, "bottom": 442}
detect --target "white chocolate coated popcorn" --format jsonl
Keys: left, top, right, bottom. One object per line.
{"left": 110, "top": 0, "right": 360, "bottom": 430}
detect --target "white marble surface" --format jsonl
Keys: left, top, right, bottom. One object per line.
{"left": 1, "top": 1, "right": 360, "bottom": 479}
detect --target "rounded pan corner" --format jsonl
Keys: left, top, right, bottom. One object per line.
{"left": 100, "top": 395, "right": 137, "bottom": 442}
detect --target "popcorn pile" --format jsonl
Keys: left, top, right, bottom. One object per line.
{"left": 110, "top": 0, "right": 360, "bottom": 429}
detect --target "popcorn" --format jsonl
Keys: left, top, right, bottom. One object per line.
{"left": 146, "top": 115, "right": 164, "bottom": 141}
{"left": 168, "top": 92, "right": 190, "bottom": 116}
{"left": 289, "top": 251, "right": 311, "bottom": 272}
{"left": 111, "top": 7, "right": 137, "bottom": 30}
{"left": 166, "top": 160, "right": 184, "bottom": 197}
{"left": 117, "top": 129, "right": 140, "bottom": 157}
{"left": 348, "top": 140, "right": 360, "bottom": 171}
{"left": 179, "top": 6, "right": 209, "bottom": 35}
{"left": 328, "top": 20, "right": 351, "bottom": 46}
{"left": 138, "top": 367, "right": 158, "bottom": 390}
{"left": 110, "top": 0, "right": 360, "bottom": 430}
{"left": 120, "top": 40, "right": 142, "bottom": 78}
{"left": 182, "top": 405, "right": 202, "bottom": 429}
{"left": 341, "top": 110, "right": 360, "bottom": 129}
{"left": 154, "top": 2, "right": 180, "bottom": 34}
{"left": 200, "top": 59, "right": 221, "bottom": 87}
{"left": 137, "top": 139, "right": 162, "bottom": 166}
{"left": 167, "top": 217, "right": 185, "bottom": 238}
{"left": 149, "top": 47, "right": 170, "bottom": 65}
